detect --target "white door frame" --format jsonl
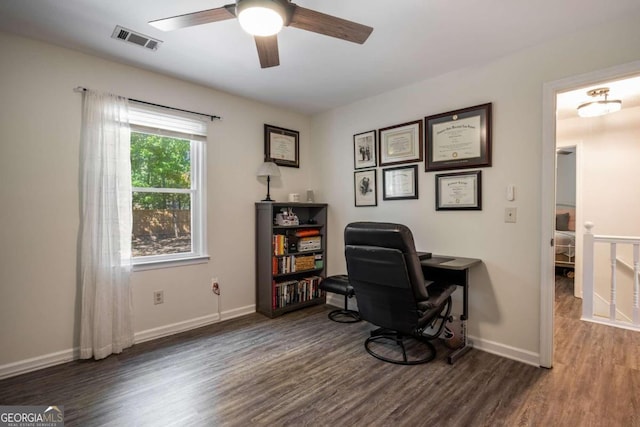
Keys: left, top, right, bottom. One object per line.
{"left": 539, "top": 60, "right": 640, "bottom": 368}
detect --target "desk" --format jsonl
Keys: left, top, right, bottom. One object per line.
{"left": 420, "top": 255, "right": 481, "bottom": 364}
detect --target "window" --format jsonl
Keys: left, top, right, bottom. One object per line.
{"left": 129, "top": 104, "right": 207, "bottom": 265}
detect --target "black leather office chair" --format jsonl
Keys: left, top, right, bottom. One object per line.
{"left": 344, "top": 222, "right": 457, "bottom": 365}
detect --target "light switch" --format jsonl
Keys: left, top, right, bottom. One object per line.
{"left": 505, "top": 207, "right": 517, "bottom": 223}
{"left": 506, "top": 185, "right": 515, "bottom": 201}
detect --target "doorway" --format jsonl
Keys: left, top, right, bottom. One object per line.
{"left": 554, "top": 145, "right": 577, "bottom": 281}
{"left": 540, "top": 60, "right": 640, "bottom": 368}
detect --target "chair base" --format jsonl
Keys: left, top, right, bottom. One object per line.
{"left": 364, "top": 328, "right": 436, "bottom": 365}
{"left": 320, "top": 275, "right": 362, "bottom": 324}
{"left": 363, "top": 296, "right": 453, "bottom": 365}
{"left": 328, "top": 308, "right": 361, "bottom": 323}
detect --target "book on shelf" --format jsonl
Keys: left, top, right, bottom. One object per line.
{"left": 272, "top": 276, "right": 324, "bottom": 309}
{"left": 272, "top": 234, "right": 287, "bottom": 256}
{"left": 273, "top": 254, "right": 319, "bottom": 275}
{"left": 298, "top": 235, "right": 321, "bottom": 252}
{"left": 295, "top": 229, "right": 321, "bottom": 238}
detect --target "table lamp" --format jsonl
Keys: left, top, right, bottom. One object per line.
{"left": 257, "top": 161, "right": 280, "bottom": 201}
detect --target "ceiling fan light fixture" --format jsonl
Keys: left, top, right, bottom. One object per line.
{"left": 577, "top": 87, "right": 622, "bottom": 118}
{"left": 237, "top": 0, "right": 287, "bottom": 37}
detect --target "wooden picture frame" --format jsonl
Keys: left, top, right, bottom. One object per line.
{"left": 354, "top": 169, "right": 377, "bottom": 207}
{"left": 425, "top": 103, "right": 492, "bottom": 172}
{"left": 382, "top": 165, "right": 418, "bottom": 201}
{"left": 264, "top": 124, "right": 299, "bottom": 168}
{"left": 378, "top": 120, "right": 423, "bottom": 166}
{"left": 353, "top": 130, "right": 377, "bottom": 169}
{"left": 435, "top": 170, "right": 482, "bottom": 210}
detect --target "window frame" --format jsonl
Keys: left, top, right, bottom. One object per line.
{"left": 128, "top": 106, "right": 208, "bottom": 269}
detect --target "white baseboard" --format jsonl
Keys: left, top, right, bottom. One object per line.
{"left": 133, "top": 313, "right": 220, "bottom": 344}
{"left": 0, "top": 306, "right": 540, "bottom": 380}
{"left": 221, "top": 304, "right": 255, "bottom": 321}
{"left": 325, "top": 293, "right": 341, "bottom": 308}
{"left": 468, "top": 335, "right": 540, "bottom": 367}
{"left": 0, "top": 305, "right": 256, "bottom": 380}
{"left": 325, "top": 293, "right": 357, "bottom": 311}
{"left": 0, "top": 348, "right": 79, "bottom": 380}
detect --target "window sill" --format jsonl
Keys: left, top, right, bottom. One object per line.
{"left": 133, "top": 255, "right": 210, "bottom": 271}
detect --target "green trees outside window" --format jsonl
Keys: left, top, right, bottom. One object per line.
{"left": 131, "top": 132, "right": 193, "bottom": 257}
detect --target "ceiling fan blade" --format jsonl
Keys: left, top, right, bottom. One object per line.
{"left": 289, "top": 5, "right": 373, "bottom": 44}
{"left": 254, "top": 35, "right": 280, "bottom": 68}
{"left": 149, "top": 4, "right": 236, "bottom": 31}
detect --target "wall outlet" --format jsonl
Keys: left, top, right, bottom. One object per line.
{"left": 505, "top": 207, "right": 517, "bottom": 223}
{"left": 153, "top": 290, "right": 164, "bottom": 305}
{"left": 211, "top": 278, "right": 220, "bottom": 295}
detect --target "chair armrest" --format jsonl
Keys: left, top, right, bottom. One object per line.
{"left": 417, "top": 284, "right": 457, "bottom": 310}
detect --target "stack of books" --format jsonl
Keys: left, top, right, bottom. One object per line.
{"left": 272, "top": 254, "right": 319, "bottom": 275}
{"left": 272, "top": 276, "right": 323, "bottom": 309}
{"left": 297, "top": 230, "right": 321, "bottom": 252}
{"left": 272, "top": 234, "right": 287, "bottom": 256}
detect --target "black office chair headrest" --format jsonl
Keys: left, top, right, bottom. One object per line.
{"left": 344, "top": 222, "right": 417, "bottom": 254}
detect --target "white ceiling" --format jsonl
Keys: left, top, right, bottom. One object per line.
{"left": 2, "top": 0, "right": 640, "bottom": 115}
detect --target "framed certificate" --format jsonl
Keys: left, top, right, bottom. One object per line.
{"left": 378, "top": 120, "right": 423, "bottom": 166}
{"left": 264, "top": 124, "right": 299, "bottom": 168}
{"left": 383, "top": 165, "right": 418, "bottom": 200}
{"left": 425, "top": 103, "right": 492, "bottom": 172}
{"left": 435, "top": 170, "right": 482, "bottom": 210}
{"left": 354, "top": 169, "right": 377, "bottom": 207}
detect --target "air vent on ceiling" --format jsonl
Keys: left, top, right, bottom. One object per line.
{"left": 111, "top": 25, "right": 162, "bottom": 51}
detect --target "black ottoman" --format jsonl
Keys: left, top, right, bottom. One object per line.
{"left": 319, "top": 275, "right": 361, "bottom": 323}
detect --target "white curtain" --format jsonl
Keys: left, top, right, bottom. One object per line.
{"left": 79, "top": 90, "right": 134, "bottom": 360}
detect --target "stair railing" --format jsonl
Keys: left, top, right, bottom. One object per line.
{"left": 582, "top": 222, "right": 640, "bottom": 330}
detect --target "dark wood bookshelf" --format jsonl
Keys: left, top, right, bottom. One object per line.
{"left": 255, "top": 202, "right": 327, "bottom": 318}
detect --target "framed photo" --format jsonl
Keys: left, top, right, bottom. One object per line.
{"left": 264, "top": 124, "right": 299, "bottom": 168}
{"left": 353, "top": 130, "right": 377, "bottom": 169}
{"left": 383, "top": 165, "right": 418, "bottom": 201}
{"left": 354, "top": 169, "right": 377, "bottom": 207}
{"left": 435, "top": 170, "right": 482, "bottom": 210}
{"left": 378, "top": 120, "right": 423, "bottom": 166}
{"left": 425, "top": 103, "right": 492, "bottom": 172}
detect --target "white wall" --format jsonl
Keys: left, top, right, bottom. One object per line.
{"left": 0, "top": 32, "right": 312, "bottom": 372}
{"left": 3, "top": 9, "right": 640, "bottom": 374}
{"left": 556, "top": 152, "right": 576, "bottom": 207}
{"left": 311, "top": 11, "right": 640, "bottom": 362}
{"left": 558, "top": 106, "right": 640, "bottom": 318}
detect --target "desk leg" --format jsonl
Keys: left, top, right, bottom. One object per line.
{"left": 447, "top": 319, "right": 472, "bottom": 364}
{"left": 448, "top": 274, "right": 472, "bottom": 364}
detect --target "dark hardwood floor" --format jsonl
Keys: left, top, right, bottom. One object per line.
{"left": 1, "top": 277, "right": 639, "bottom": 426}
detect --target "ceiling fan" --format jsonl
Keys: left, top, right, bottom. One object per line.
{"left": 149, "top": 0, "right": 373, "bottom": 68}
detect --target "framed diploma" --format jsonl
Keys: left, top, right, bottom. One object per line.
{"left": 383, "top": 165, "right": 418, "bottom": 200}
{"left": 378, "top": 120, "right": 423, "bottom": 166}
{"left": 425, "top": 103, "right": 492, "bottom": 172}
{"left": 264, "top": 124, "right": 299, "bottom": 168}
{"left": 354, "top": 169, "right": 377, "bottom": 207}
{"left": 435, "top": 170, "right": 482, "bottom": 210}
{"left": 353, "top": 130, "right": 377, "bottom": 169}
